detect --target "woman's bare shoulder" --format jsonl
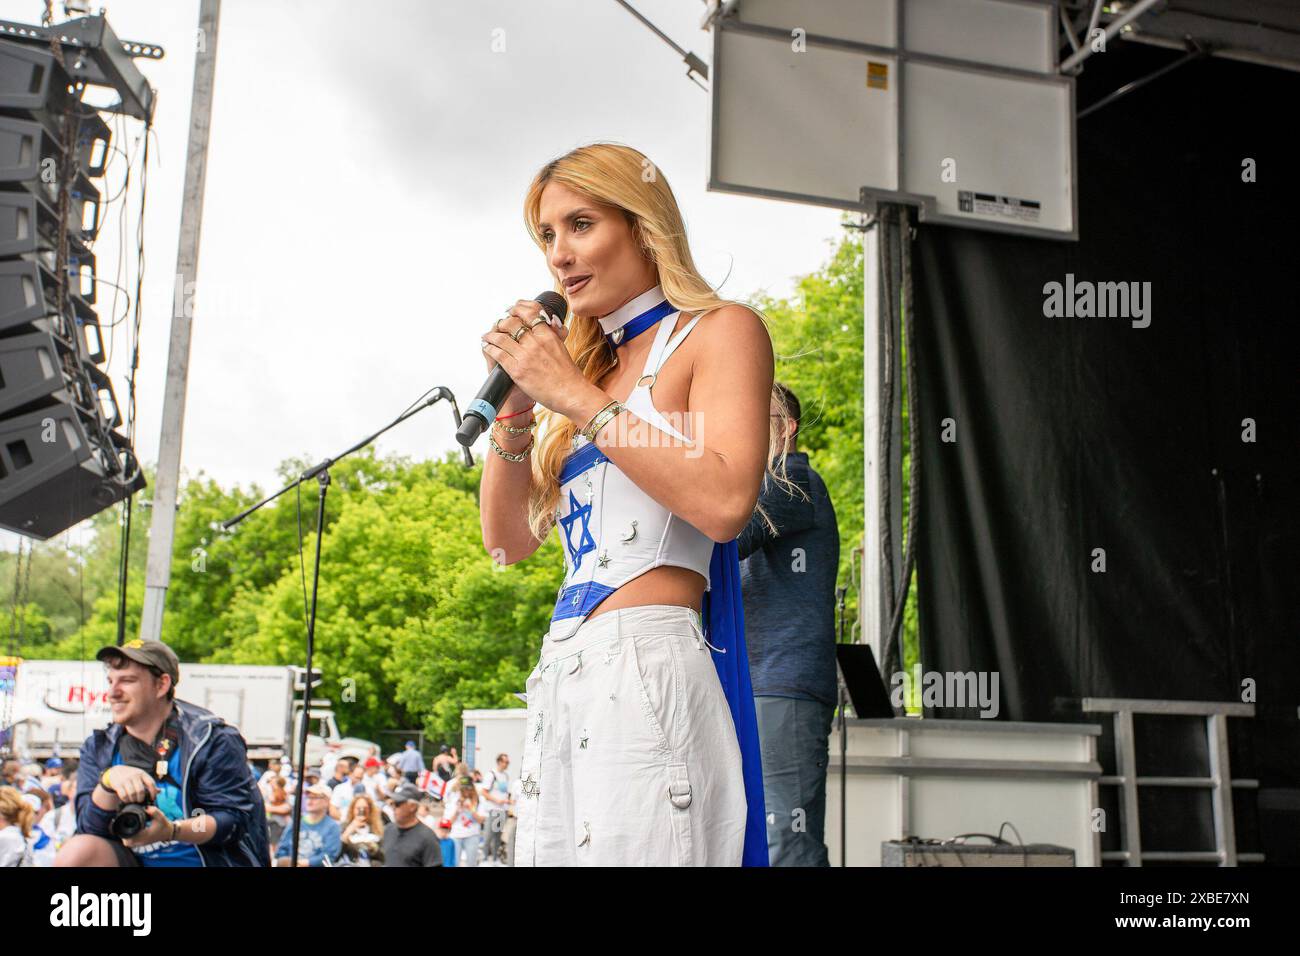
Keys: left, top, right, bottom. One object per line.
{"left": 691, "top": 301, "right": 764, "bottom": 325}
{"left": 689, "top": 303, "right": 772, "bottom": 364}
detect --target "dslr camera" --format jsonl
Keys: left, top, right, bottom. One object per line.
{"left": 108, "top": 756, "right": 157, "bottom": 840}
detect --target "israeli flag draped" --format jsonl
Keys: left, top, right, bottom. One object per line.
{"left": 703, "top": 538, "right": 768, "bottom": 867}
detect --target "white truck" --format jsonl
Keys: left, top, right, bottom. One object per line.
{"left": 3, "top": 658, "right": 378, "bottom": 766}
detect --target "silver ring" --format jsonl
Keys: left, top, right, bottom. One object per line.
{"left": 511, "top": 325, "right": 531, "bottom": 342}
{"left": 528, "top": 317, "right": 549, "bottom": 330}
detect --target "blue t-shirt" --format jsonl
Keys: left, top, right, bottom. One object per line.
{"left": 110, "top": 740, "right": 203, "bottom": 867}
{"left": 274, "top": 813, "right": 341, "bottom": 867}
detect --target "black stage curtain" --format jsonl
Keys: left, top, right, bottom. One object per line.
{"left": 911, "top": 42, "right": 1299, "bottom": 789}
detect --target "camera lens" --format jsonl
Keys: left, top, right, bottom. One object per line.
{"left": 111, "top": 803, "right": 151, "bottom": 840}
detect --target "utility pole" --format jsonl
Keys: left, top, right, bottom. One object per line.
{"left": 140, "top": 0, "right": 221, "bottom": 642}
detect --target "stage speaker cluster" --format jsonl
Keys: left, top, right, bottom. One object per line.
{"left": 0, "top": 39, "right": 142, "bottom": 539}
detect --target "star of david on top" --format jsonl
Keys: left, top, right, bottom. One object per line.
{"left": 558, "top": 488, "right": 595, "bottom": 570}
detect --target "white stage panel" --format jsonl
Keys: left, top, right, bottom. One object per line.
{"left": 714, "top": 28, "right": 898, "bottom": 207}
{"left": 710, "top": 0, "right": 1077, "bottom": 237}
{"left": 901, "top": 60, "right": 1074, "bottom": 235}
{"left": 904, "top": 0, "right": 1056, "bottom": 73}
{"left": 735, "top": 0, "right": 897, "bottom": 48}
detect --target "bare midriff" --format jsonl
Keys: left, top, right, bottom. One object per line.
{"left": 584, "top": 564, "right": 707, "bottom": 621}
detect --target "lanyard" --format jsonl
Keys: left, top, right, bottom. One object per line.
{"left": 152, "top": 733, "right": 173, "bottom": 781}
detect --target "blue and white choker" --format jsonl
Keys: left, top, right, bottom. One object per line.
{"left": 597, "top": 284, "right": 676, "bottom": 350}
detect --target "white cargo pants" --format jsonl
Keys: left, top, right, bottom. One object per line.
{"left": 513, "top": 604, "right": 747, "bottom": 866}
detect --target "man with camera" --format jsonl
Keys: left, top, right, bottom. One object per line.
{"left": 54, "top": 639, "right": 270, "bottom": 867}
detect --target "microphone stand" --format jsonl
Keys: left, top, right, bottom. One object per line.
{"left": 220, "top": 388, "right": 471, "bottom": 867}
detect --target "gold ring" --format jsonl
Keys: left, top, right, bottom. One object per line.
{"left": 494, "top": 317, "right": 508, "bottom": 333}
{"left": 511, "top": 326, "right": 530, "bottom": 342}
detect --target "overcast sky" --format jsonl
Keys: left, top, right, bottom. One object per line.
{"left": 1, "top": 0, "right": 844, "bottom": 552}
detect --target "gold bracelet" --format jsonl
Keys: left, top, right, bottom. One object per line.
{"left": 493, "top": 417, "right": 537, "bottom": 436}
{"left": 488, "top": 432, "right": 534, "bottom": 462}
{"left": 581, "top": 401, "right": 626, "bottom": 444}
{"left": 578, "top": 400, "right": 618, "bottom": 439}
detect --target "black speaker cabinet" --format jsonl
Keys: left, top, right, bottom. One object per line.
{"left": 0, "top": 402, "right": 142, "bottom": 538}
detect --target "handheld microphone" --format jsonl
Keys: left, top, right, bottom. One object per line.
{"left": 456, "top": 290, "right": 569, "bottom": 447}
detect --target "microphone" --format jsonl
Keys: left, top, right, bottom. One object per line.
{"left": 456, "top": 290, "right": 569, "bottom": 447}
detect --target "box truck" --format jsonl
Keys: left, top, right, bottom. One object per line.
{"left": 2, "top": 658, "right": 377, "bottom": 766}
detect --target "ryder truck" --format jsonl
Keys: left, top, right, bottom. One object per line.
{"left": 3, "top": 658, "right": 376, "bottom": 765}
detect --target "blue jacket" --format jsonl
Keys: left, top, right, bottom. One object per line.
{"left": 74, "top": 699, "right": 270, "bottom": 867}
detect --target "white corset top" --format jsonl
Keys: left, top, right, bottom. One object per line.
{"left": 549, "top": 288, "right": 715, "bottom": 641}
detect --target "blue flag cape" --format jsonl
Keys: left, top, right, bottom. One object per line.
{"left": 702, "top": 538, "right": 768, "bottom": 867}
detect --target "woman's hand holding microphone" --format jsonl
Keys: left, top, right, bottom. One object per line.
{"left": 480, "top": 299, "right": 590, "bottom": 420}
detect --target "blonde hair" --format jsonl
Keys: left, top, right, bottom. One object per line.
{"left": 521, "top": 142, "right": 802, "bottom": 542}
{"left": 0, "top": 785, "right": 33, "bottom": 839}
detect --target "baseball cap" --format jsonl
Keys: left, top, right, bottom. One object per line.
{"left": 364, "top": 757, "right": 381, "bottom": 768}
{"left": 390, "top": 782, "right": 425, "bottom": 804}
{"left": 96, "top": 639, "right": 181, "bottom": 688}
{"left": 303, "top": 783, "right": 331, "bottom": 797}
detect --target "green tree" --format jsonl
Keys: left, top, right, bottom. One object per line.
{"left": 208, "top": 453, "right": 533, "bottom": 741}
{"left": 389, "top": 537, "right": 564, "bottom": 746}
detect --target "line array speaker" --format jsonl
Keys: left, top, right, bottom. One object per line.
{"left": 0, "top": 36, "right": 142, "bottom": 539}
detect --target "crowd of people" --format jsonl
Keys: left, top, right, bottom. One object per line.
{"left": 0, "top": 755, "right": 79, "bottom": 866}
{"left": 0, "top": 639, "right": 524, "bottom": 869}
{"left": 0, "top": 744, "right": 515, "bottom": 868}
{"left": 261, "top": 743, "right": 516, "bottom": 867}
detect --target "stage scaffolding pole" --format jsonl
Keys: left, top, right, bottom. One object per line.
{"left": 140, "top": 0, "right": 222, "bottom": 642}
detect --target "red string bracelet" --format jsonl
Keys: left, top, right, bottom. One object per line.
{"left": 495, "top": 406, "right": 535, "bottom": 421}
